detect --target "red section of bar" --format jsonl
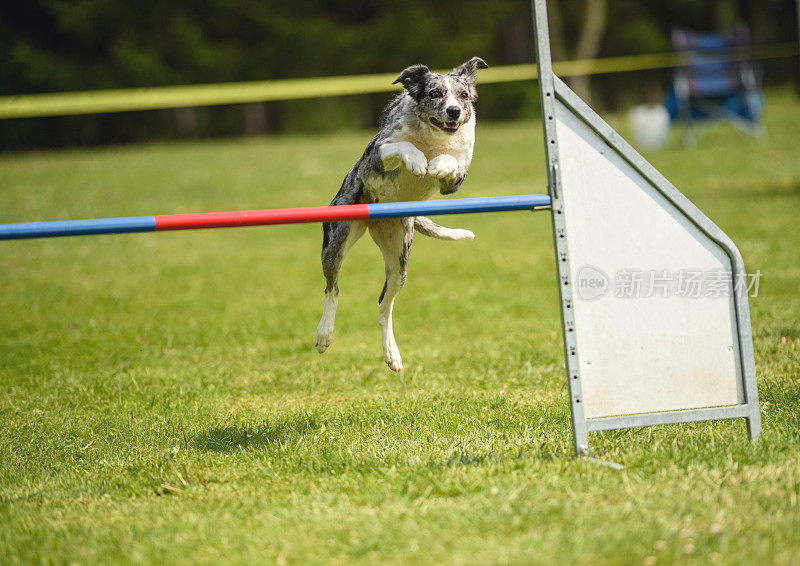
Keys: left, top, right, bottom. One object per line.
{"left": 154, "top": 204, "right": 370, "bottom": 231}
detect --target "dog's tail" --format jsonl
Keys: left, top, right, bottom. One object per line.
{"left": 413, "top": 216, "right": 474, "bottom": 241}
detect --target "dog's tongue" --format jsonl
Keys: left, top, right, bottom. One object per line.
{"left": 445, "top": 121, "right": 458, "bottom": 128}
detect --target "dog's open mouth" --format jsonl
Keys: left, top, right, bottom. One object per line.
{"left": 429, "top": 117, "right": 460, "bottom": 134}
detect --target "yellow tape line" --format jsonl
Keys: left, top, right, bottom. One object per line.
{"left": 0, "top": 43, "right": 796, "bottom": 119}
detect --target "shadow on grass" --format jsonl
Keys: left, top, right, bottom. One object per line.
{"left": 194, "top": 413, "right": 325, "bottom": 452}
{"left": 713, "top": 181, "right": 800, "bottom": 199}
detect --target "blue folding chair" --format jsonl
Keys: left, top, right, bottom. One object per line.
{"left": 665, "top": 24, "right": 764, "bottom": 143}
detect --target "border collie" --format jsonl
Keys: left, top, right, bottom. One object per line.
{"left": 315, "top": 57, "right": 488, "bottom": 371}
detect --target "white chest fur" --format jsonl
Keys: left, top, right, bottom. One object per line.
{"left": 370, "top": 115, "right": 475, "bottom": 203}
{"left": 395, "top": 115, "right": 475, "bottom": 163}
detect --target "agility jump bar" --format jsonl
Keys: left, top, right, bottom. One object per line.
{"left": 0, "top": 194, "right": 551, "bottom": 241}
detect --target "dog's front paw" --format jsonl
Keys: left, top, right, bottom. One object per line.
{"left": 427, "top": 154, "right": 460, "bottom": 179}
{"left": 380, "top": 142, "right": 427, "bottom": 176}
{"left": 400, "top": 147, "right": 428, "bottom": 177}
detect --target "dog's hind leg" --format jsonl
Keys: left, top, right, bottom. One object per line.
{"left": 413, "top": 216, "right": 475, "bottom": 241}
{"left": 368, "top": 217, "right": 414, "bottom": 372}
{"left": 316, "top": 220, "right": 366, "bottom": 353}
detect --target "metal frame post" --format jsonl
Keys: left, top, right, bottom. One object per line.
{"left": 532, "top": 0, "right": 588, "bottom": 455}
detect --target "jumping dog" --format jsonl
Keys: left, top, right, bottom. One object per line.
{"left": 316, "top": 57, "right": 488, "bottom": 371}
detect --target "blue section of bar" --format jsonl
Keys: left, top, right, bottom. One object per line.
{"left": 367, "top": 194, "right": 551, "bottom": 219}
{"left": 0, "top": 216, "right": 157, "bottom": 240}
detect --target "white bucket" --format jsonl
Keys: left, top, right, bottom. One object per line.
{"left": 628, "top": 104, "right": 671, "bottom": 150}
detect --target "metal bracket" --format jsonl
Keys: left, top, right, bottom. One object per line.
{"left": 550, "top": 162, "right": 560, "bottom": 199}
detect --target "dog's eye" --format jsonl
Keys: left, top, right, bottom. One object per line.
{"left": 459, "top": 91, "right": 469, "bottom": 100}
{"left": 429, "top": 90, "right": 442, "bottom": 99}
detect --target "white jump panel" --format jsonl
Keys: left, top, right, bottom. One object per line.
{"left": 555, "top": 101, "right": 744, "bottom": 419}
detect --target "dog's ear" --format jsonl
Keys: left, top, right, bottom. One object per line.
{"left": 392, "top": 64, "right": 430, "bottom": 97}
{"left": 452, "top": 57, "right": 488, "bottom": 80}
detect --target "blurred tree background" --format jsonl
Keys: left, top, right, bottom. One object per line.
{"left": 1, "top": 0, "right": 798, "bottom": 150}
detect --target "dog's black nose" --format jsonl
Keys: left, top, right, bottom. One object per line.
{"left": 446, "top": 106, "right": 461, "bottom": 120}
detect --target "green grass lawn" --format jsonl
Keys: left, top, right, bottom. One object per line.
{"left": 1, "top": 89, "right": 799, "bottom": 565}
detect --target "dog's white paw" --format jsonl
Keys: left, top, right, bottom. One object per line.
{"left": 380, "top": 142, "right": 427, "bottom": 176}
{"left": 449, "top": 229, "right": 475, "bottom": 240}
{"left": 315, "top": 319, "right": 335, "bottom": 353}
{"left": 400, "top": 147, "right": 428, "bottom": 177}
{"left": 427, "top": 154, "right": 459, "bottom": 179}
{"left": 384, "top": 341, "right": 404, "bottom": 372}
{"left": 316, "top": 292, "right": 339, "bottom": 353}
{"left": 315, "top": 329, "right": 333, "bottom": 353}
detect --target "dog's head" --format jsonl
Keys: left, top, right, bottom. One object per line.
{"left": 393, "top": 57, "right": 488, "bottom": 135}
